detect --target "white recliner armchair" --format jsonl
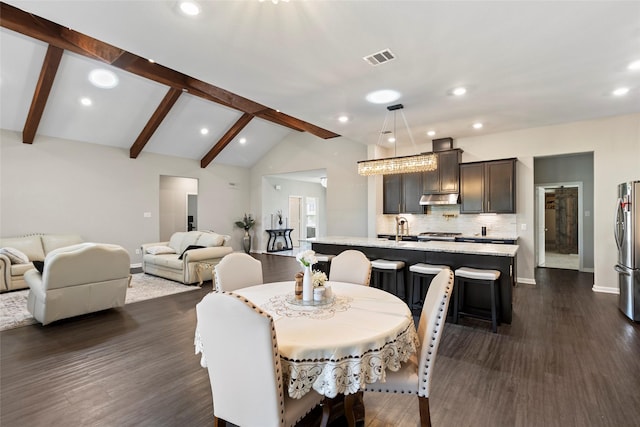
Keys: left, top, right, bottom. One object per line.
{"left": 25, "top": 243, "right": 131, "bottom": 325}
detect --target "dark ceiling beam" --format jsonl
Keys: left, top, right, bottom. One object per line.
{"left": 1, "top": 2, "right": 340, "bottom": 143}
{"left": 201, "top": 113, "right": 254, "bottom": 168}
{"left": 130, "top": 88, "right": 182, "bottom": 159}
{"left": 23, "top": 44, "right": 63, "bottom": 144}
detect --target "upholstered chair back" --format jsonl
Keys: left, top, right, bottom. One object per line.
{"left": 416, "top": 268, "right": 454, "bottom": 397}
{"left": 328, "top": 250, "right": 371, "bottom": 286}
{"left": 214, "top": 253, "right": 263, "bottom": 292}
{"left": 196, "top": 292, "right": 287, "bottom": 427}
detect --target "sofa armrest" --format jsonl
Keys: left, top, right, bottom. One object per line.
{"left": 184, "top": 246, "right": 232, "bottom": 263}
{"left": 0, "top": 254, "right": 10, "bottom": 292}
{"left": 140, "top": 242, "right": 171, "bottom": 253}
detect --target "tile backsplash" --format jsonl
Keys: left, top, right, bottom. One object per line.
{"left": 377, "top": 205, "right": 517, "bottom": 238}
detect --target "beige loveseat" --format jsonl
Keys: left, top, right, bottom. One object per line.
{"left": 25, "top": 243, "right": 131, "bottom": 325}
{"left": 0, "top": 234, "right": 83, "bottom": 292}
{"left": 141, "top": 231, "right": 233, "bottom": 285}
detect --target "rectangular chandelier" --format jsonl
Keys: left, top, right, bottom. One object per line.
{"left": 357, "top": 153, "right": 438, "bottom": 176}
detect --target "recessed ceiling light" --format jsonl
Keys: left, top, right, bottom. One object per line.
{"left": 200, "top": 128, "right": 209, "bottom": 135}
{"left": 239, "top": 137, "right": 247, "bottom": 144}
{"left": 627, "top": 60, "right": 640, "bottom": 71}
{"left": 88, "top": 69, "right": 118, "bottom": 89}
{"left": 452, "top": 87, "right": 467, "bottom": 96}
{"left": 178, "top": 1, "right": 200, "bottom": 16}
{"left": 612, "top": 87, "right": 630, "bottom": 96}
{"left": 388, "top": 136, "right": 396, "bottom": 143}
{"left": 80, "top": 97, "right": 92, "bottom": 106}
{"left": 427, "top": 130, "right": 436, "bottom": 137}
{"left": 472, "top": 122, "right": 483, "bottom": 129}
{"left": 366, "top": 89, "right": 401, "bottom": 104}
{"left": 338, "top": 115, "right": 349, "bottom": 123}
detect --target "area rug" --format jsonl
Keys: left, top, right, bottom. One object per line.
{"left": 0, "top": 273, "right": 199, "bottom": 331}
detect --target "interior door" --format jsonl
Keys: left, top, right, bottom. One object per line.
{"left": 288, "top": 196, "right": 302, "bottom": 248}
{"left": 536, "top": 186, "right": 546, "bottom": 267}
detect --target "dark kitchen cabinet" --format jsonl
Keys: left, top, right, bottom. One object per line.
{"left": 423, "top": 149, "right": 462, "bottom": 194}
{"left": 383, "top": 172, "right": 423, "bottom": 214}
{"left": 460, "top": 158, "right": 516, "bottom": 213}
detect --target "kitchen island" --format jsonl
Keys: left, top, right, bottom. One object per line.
{"left": 310, "top": 236, "right": 518, "bottom": 324}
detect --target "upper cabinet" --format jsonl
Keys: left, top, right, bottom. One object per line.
{"left": 383, "top": 172, "right": 424, "bottom": 214}
{"left": 460, "top": 158, "right": 517, "bottom": 214}
{"left": 423, "top": 149, "right": 462, "bottom": 194}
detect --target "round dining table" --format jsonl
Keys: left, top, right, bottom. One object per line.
{"left": 195, "top": 281, "right": 419, "bottom": 401}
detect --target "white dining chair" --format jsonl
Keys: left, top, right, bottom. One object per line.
{"left": 196, "top": 292, "right": 328, "bottom": 427}
{"left": 328, "top": 250, "right": 372, "bottom": 286}
{"left": 214, "top": 252, "right": 263, "bottom": 292}
{"left": 364, "top": 268, "right": 454, "bottom": 427}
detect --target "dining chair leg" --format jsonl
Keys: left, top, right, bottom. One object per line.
{"left": 344, "top": 393, "right": 357, "bottom": 427}
{"left": 320, "top": 397, "right": 332, "bottom": 427}
{"left": 418, "top": 396, "right": 432, "bottom": 427}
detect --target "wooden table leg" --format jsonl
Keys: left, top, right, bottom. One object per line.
{"left": 344, "top": 394, "right": 356, "bottom": 427}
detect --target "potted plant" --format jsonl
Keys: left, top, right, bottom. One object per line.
{"left": 235, "top": 213, "right": 256, "bottom": 254}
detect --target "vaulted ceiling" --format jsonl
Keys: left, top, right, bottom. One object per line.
{"left": 1, "top": 1, "right": 639, "bottom": 168}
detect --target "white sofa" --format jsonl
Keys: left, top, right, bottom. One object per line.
{"left": 141, "top": 231, "right": 233, "bottom": 285}
{"left": 0, "top": 234, "right": 83, "bottom": 292}
{"left": 25, "top": 243, "right": 131, "bottom": 325}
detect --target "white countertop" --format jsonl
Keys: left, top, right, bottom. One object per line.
{"left": 309, "top": 236, "right": 519, "bottom": 257}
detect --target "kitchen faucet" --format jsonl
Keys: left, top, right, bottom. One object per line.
{"left": 395, "top": 216, "right": 409, "bottom": 241}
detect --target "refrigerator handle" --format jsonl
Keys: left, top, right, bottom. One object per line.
{"left": 614, "top": 264, "right": 631, "bottom": 275}
{"left": 614, "top": 198, "right": 624, "bottom": 250}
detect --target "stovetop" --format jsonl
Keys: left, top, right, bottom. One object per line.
{"left": 418, "top": 232, "right": 462, "bottom": 237}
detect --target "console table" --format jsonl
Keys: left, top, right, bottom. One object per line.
{"left": 266, "top": 228, "right": 293, "bottom": 252}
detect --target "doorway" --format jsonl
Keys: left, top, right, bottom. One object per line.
{"left": 288, "top": 196, "right": 302, "bottom": 248}
{"left": 159, "top": 176, "right": 198, "bottom": 241}
{"left": 535, "top": 182, "right": 582, "bottom": 270}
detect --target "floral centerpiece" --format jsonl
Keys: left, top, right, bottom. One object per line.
{"left": 312, "top": 270, "right": 327, "bottom": 288}
{"left": 296, "top": 250, "right": 318, "bottom": 301}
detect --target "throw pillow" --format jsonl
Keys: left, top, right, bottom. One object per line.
{"left": 179, "top": 245, "right": 205, "bottom": 260}
{"left": 0, "top": 247, "right": 30, "bottom": 264}
{"left": 146, "top": 245, "right": 176, "bottom": 255}
{"left": 33, "top": 260, "right": 45, "bottom": 274}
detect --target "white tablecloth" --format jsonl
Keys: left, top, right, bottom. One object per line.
{"left": 195, "top": 281, "right": 419, "bottom": 399}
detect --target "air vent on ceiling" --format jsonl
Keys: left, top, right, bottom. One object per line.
{"left": 363, "top": 49, "right": 396, "bottom": 66}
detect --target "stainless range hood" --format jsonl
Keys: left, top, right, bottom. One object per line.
{"left": 419, "top": 193, "right": 460, "bottom": 205}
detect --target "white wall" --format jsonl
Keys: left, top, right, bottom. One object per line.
{"left": 0, "top": 129, "right": 251, "bottom": 264}
{"left": 250, "top": 132, "right": 368, "bottom": 253}
{"left": 382, "top": 113, "right": 640, "bottom": 291}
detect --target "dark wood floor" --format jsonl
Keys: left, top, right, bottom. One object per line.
{"left": 2, "top": 255, "right": 639, "bottom": 427}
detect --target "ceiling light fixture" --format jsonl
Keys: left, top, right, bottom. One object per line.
{"left": 200, "top": 128, "right": 209, "bottom": 135}
{"left": 239, "top": 137, "right": 247, "bottom": 144}
{"left": 357, "top": 104, "right": 437, "bottom": 176}
{"left": 88, "top": 69, "right": 118, "bottom": 89}
{"left": 452, "top": 87, "right": 467, "bottom": 96}
{"left": 427, "top": 130, "right": 436, "bottom": 137}
{"left": 179, "top": 1, "right": 201, "bottom": 16}
{"left": 612, "top": 87, "right": 630, "bottom": 96}
{"left": 259, "top": 0, "right": 289, "bottom": 4}
{"left": 80, "top": 97, "right": 92, "bottom": 106}
{"left": 366, "top": 89, "right": 401, "bottom": 104}
{"left": 472, "top": 122, "right": 484, "bottom": 129}
{"left": 627, "top": 60, "right": 640, "bottom": 71}
{"left": 338, "top": 115, "right": 349, "bottom": 123}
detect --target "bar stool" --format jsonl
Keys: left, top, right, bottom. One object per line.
{"left": 371, "top": 259, "right": 406, "bottom": 301}
{"left": 408, "top": 263, "right": 450, "bottom": 316}
{"left": 453, "top": 267, "right": 501, "bottom": 333}
{"left": 314, "top": 253, "right": 335, "bottom": 276}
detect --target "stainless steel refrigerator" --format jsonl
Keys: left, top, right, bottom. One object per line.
{"left": 615, "top": 181, "right": 640, "bottom": 321}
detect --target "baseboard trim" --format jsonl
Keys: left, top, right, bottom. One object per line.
{"left": 517, "top": 277, "right": 536, "bottom": 286}
{"left": 130, "top": 263, "right": 142, "bottom": 268}
{"left": 592, "top": 285, "right": 619, "bottom": 294}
